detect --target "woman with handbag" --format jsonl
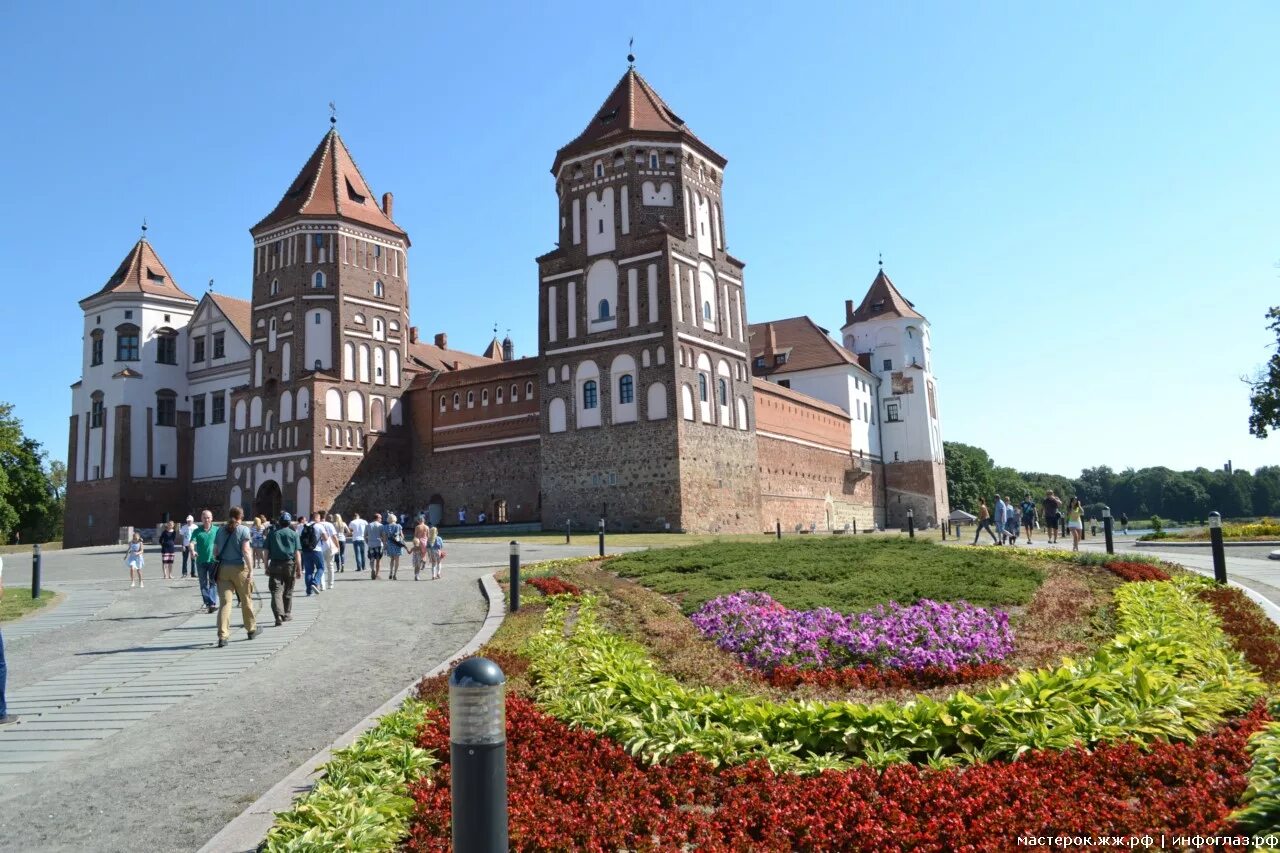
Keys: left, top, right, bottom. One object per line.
{"left": 384, "top": 513, "right": 405, "bottom": 580}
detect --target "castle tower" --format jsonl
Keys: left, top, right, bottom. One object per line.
{"left": 537, "top": 67, "right": 759, "bottom": 532}
{"left": 841, "top": 268, "right": 948, "bottom": 526}
{"left": 65, "top": 235, "right": 198, "bottom": 545}
{"left": 241, "top": 126, "right": 411, "bottom": 519}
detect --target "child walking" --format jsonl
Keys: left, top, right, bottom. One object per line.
{"left": 125, "top": 532, "right": 146, "bottom": 588}
{"left": 428, "top": 527, "right": 444, "bottom": 580}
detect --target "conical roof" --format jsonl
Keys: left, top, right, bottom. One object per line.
{"left": 482, "top": 337, "right": 504, "bottom": 361}
{"left": 80, "top": 238, "right": 196, "bottom": 305}
{"left": 552, "top": 68, "right": 725, "bottom": 174}
{"left": 848, "top": 269, "right": 924, "bottom": 324}
{"left": 252, "top": 128, "right": 406, "bottom": 238}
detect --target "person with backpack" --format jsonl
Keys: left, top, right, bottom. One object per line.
{"left": 1020, "top": 494, "right": 1037, "bottom": 545}
{"left": 213, "top": 506, "right": 259, "bottom": 648}
{"left": 384, "top": 513, "right": 405, "bottom": 580}
{"left": 265, "top": 512, "right": 302, "bottom": 626}
{"left": 427, "top": 526, "right": 444, "bottom": 580}
{"left": 300, "top": 512, "right": 326, "bottom": 596}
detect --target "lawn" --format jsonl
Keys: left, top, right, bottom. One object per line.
{"left": 0, "top": 541, "right": 62, "bottom": 556}
{"left": 0, "top": 589, "right": 58, "bottom": 623}
{"left": 608, "top": 536, "right": 1043, "bottom": 613}
{"left": 441, "top": 528, "right": 946, "bottom": 547}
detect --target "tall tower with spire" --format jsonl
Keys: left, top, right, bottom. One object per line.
{"left": 241, "top": 124, "right": 411, "bottom": 519}
{"left": 841, "top": 267, "right": 948, "bottom": 526}
{"left": 65, "top": 232, "right": 199, "bottom": 544}
{"left": 536, "top": 65, "right": 760, "bottom": 532}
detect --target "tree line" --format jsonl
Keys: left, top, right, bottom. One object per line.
{"left": 0, "top": 402, "right": 64, "bottom": 544}
{"left": 944, "top": 441, "right": 1280, "bottom": 523}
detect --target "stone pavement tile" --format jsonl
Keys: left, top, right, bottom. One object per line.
{"left": 34, "top": 712, "right": 153, "bottom": 721}
{"left": 0, "top": 730, "right": 114, "bottom": 741}
{"left": 8, "top": 721, "right": 128, "bottom": 732}
{"left": 0, "top": 763, "right": 47, "bottom": 774}
{"left": 0, "top": 740, "right": 97, "bottom": 754}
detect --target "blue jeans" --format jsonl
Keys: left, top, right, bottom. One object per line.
{"left": 336, "top": 541, "right": 346, "bottom": 570}
{"left": 197, "top": 561, "right": 218, "bottom": 608}
{"left": 0, "top": 628, "right": 7, "bottom": 718}
{"left": 352, "top": 540, "right": 366, "bottom": 571}
{"left": 302, "top": 550, "right": 324, "bottom": 593}
{"left": 181, "top": 549, "right": 191, "bottom": 576}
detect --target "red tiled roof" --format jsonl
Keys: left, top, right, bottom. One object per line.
{"left": 747, "top": 316, "right": 860, "bottom": 376}
{"left": 252, "top": 129, "right": 406, "bottom": 239}
{"left": 848, "top": 269, "right": 923, "bottom": 324}
{"left": 552, "top": 68, "right": 725, "bottom": 174}
{"left": 405, "top": 340, "right": 501, "bottom": 374}
{"left": 482, "top": 338, "right": 504, "bottom": 361}
{"left": 81, "top": 238, "right": 196, "bottom": 305}
{"left": 408, "top": 356, "right": 538, "bottom": 392}
{"left": 751, "top": 376, "right": 851, "bottom": 420}
{"left": 208, "top": 293, "right": 252, "bottom": 342}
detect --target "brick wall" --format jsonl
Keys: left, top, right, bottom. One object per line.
{"left": 884, "top": 459, "right": 949, "bottom": 528}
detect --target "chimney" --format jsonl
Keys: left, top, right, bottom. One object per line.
{"left": 767, "top": 322, "right": 777, "bottom": 352}
{"left": 382, "top": 192, "right": 394, "bottom": 218}
{"left": 452, "top": 360, "right": 460, "bottom": 370}
{"left": 434, "top": 332, "right": 447, "bottom": 350}
{"left": 845, "top": 299, "right": 855, "bottom": 325}
{"left": 409, "top": 326, "right": 419, "bottom": 344}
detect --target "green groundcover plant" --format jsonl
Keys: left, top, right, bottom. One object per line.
{"left": 525, "top": 576, "right": 1266, "bottom": 773}
{"left": 260, "top": 699, "right": 436, "bottom": 852}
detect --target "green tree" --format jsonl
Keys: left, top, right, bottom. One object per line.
{"left": 1247, "top": 306, "right": 1280, "bottom": 438}
{"left": 944, "top": 442, "right": 995, "bottom": 514}
{"left": 0, "top": 402, "right": 61, "bottom": 543}
{"left": 1253, "top": 466, "right": 1280, "bottom": 517}
{"left": 1074, "top": 465, "right": 1117, "bottom": 507}
{"left": 0, "top": 403, "right": 21, "bottom": 538}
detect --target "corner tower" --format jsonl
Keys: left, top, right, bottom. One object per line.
{"left": 537, "top": 67, "right": 760, "bottom": 532}
{"left": 841, "top": 268, "right": 948, "bottom": 526}
{"left": 65, "top": 235, "right": 198, "bottom": 546}
{"left": 241, "top": 125, "right": 411, "bottom": 519}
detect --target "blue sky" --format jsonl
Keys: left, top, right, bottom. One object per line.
{"left": 2, "top": 1, "right": 1276, "bottom": 478}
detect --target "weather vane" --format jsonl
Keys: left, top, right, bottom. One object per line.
{"left": 208, "top": 278, "right": 214, "bottom": 292}
{"left": 878, "top": 251, "right": 883, "bottom": 269}
{"left": 141, "top": 217, "right": 148, "bottom": 240}
{"left": 329, "top": 101, "right": 337, "bottom": 127}
{"left": 627, "top": 37, "right": 635, "bottom": 67}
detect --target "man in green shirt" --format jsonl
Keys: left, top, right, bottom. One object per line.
{"left": 265, "top": 512, "right": 302, "bottom": 626}
{"left": 189, "top": 510, "right": 220, "bottom": 613}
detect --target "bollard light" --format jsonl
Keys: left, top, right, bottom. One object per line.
{"left": 32, "top": 543, "right": 42, "bottom": 599}
{"left": 449, "top": 657, "right": 508, "bottom": 852}
{"left": 1102, "top": 506, "right": 1111, "bottom": 519}
{"left": 1102, "top": 505, "right": 1115, "bottom": 555}
{"left": 1208, "top": 511, "right": 1227, "bottom": 584}
{"left": 1208, "top": 512, "right": 1221, "bottom": 529}
{"left": 508, "top": 541, "right": 521, "bottom": 613}
{"left": 906, "top": 507, "right": 915, "bottom": 539}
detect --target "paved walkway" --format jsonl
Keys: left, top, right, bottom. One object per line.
{"left": 1, "top": 588, "right": 117, "bottom": 641}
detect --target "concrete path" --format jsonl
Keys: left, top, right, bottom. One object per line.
{"left": 0, "top": 540, "right": 622, "bottom": 853}
{"left": 2, "top": 588, "right": 117, "bottom": 642}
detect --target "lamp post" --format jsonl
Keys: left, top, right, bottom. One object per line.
{"left": 565, "top": 518, "right": 571, "bottom": 545}
{"left": 32, "top": 543, "right": 42, "bottom": 599}
{"left": 775, "top": 519, "right": 781, "bottom": 540}
{"left": 508, "top": 541, "right": 520, "bottom": 613}
{"left": 907, "top": 507, "right": 915, "bottom": 539}
{"left": 598, "top": 518, "right": 605, "bottom": 558}
{"left": 1209, "top": 512, "right": 1227, "bottom": 584}
{"left": 1102, "top": 506, "right": 1114, "bottom": 555}
{"left": 449, "top": 657, "right": 508, "bottom": 852}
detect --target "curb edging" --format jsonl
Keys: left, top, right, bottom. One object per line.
{"left": 197, "top": 572, "right": 507, "bottom": 853}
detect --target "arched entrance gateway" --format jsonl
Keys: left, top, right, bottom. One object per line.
{"left": 254, "top": 480, "right": 283, "bottom": 521}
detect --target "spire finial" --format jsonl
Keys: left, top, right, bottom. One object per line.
{"left": 627, "top": 37, "right": 635, "bottom": 67}
{"left": 878, "top": 252, "right": 883, "bottom": 270}
{"left": 140, "top": 217, "right": 148, "bottom": 241}
{"left": 493, "top": 322, "right": 499, "bottom": 337}
{"left": 329, "top": 101, "right": 337, "bottom": 127}
{"left": 208, "top": 278, "right": 214, "bottom": 293}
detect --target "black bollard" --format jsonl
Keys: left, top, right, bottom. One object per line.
{"left": 1102, "top": 506, "right": 1114, "bottom": 555}
{"left": 941, "top": 519, "right": 946, "bottom": 541}
{"left": 32, "top": 543, "right": 42, "bottom": 599}
{"left": 449, "top": 658, "right": 508, "bottom": 852}
{"left": 508, "top": 541, "right": 520, "bottom": 613}
{"left": 775, "top": 519, "right": 781, "bottom": 540}
{"left": 1209, "top": 512, "right": 1227, "bottom": 585}
{"left": 907, "top": 508, "right": 915, "bottom": 539}
{"left": 565, "top": 519, "right": 571, "bottom": 545}
{"left": 598, "top": 518, "right": 605, "bottom": 558}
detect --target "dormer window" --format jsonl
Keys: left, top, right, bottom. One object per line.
{"left": 345, "top": 178, "right": 366, "bottom": 204}
{"left": 753, "top": 356, "right": 765, "bottom": 369}
{"left": 775, "top": 353, "right": 788, "bottom": 366}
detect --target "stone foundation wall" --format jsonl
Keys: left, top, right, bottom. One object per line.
{"left": 756, "top": 435, "right": 879, "bottom": 533}
{"left": 414, "top": 438, "right": 542, "bottom": 526}
{"left": 676, "top": 420, "right": 761, "bottom": 533}
{"left": 883, "top": 459, "right": 948, "bottom": 528}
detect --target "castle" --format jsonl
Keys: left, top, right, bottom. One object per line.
{"left": 64, "top": 66, "right": 947, "bottom": 547}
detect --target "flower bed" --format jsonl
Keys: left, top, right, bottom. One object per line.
{"left": 525, "top": 577, "right": 1266, "bottom": 771}
{"left": 524, "top": 576, "right": 581, "bottom": 597}
{"left": 405, "top": 694, "right": 1272, "bottom": 851}
{"left": 762, "top": 661, "right": 1014, "bottom": 691}
{"left": 690, "top": 591, "right": 1014, "bottom": 671}
{"left": 1198, "top": 584, "right": 1280, "bottom": 683}
{"left": 1104, "top": 560, "right": 1172, "bottom": 582}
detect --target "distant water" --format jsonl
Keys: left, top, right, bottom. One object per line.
{"left": 1118, "top": 526, "right": 1193, "bottom": 537}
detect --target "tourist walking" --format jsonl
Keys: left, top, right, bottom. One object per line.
{"left": 1004, "top": 502, "right": 1021, "bottom": 544}
{"left": 190, "top": 510, "right": 220, "bottom": 612}
{"left": 349, "top": 512, "right": 368, "bottom": 571}
{"left": 413, "top": 516, "right": 429, "bottom": 580}
{"left": 1019, "top": 493, "right": 1037, "bottom": 545}
{"left": 1066, "top": 496, "right": 1085, "bottom": 552}
{"left": 427, "top": 526, "right": 443, "bottom": 579}
{"left": 179, "top": 515, "right": 196, "bottom": 577}
{"left": 125, "top": 531, "right": 146, "bottom": 588}
{"left": 250, "top": 518, "right": 267, "bottom": 572}
{"left": 300, "top": 512, "right": 326, "bottom": 595}
{"left": 367, "top": 513, "right": 385, "bottom": 579}
{"left": 320, "top": 512, "right": 338, "bottom": 589}
{"left": 1120, "top": 512, "right": 1130, "bottom": 535}
{"left": 1042, "top": 490, "right": 1062, "bottom": 545}
{"left": 159, "top": 521, "right": 179, "bottom": 579}
{"left": 213, "top": 506, "right": 259, "bottom": 648}
{"left": 972, "top": 500, "right": 999, "bottom": 545}
{"left": 0, "top": 555, "right": 15, "bottom": 726}
{"left": 457, "top": 506, "right": 467, "bottom": 525}
{"left": 332, "top": 513, "right": 349, "bottom": 573}
{"left": 384, "top": 513, "right": 405, "bottom": 580}
{"left": 265, "top": 512, "right": 301, "bottom": 626}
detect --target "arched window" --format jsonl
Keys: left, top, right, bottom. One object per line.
{"left": 374, "top": 280, "right": 384, "bottom": 298}
{"left": 353, "top": 313, "right": 365, "bottom": 325}
{"left": 481, "top": 389, "right": 489, "bottom": 406}
{"left": 582, "top": 380, "right": 598, "bottom": 410}
{"left": 619, "top": 374, "right": 634, "bottom": 404}
{"left": 313, "top": 271, "right": 325, "bottom": 289}
{"left": 281, "top": 341, "right": 292, "bottom": 382}
{"left": 89, "top": 329, "right": 104, "bottom": 366}
{"left": 703, "top": 301, "right": 713, "bottom": 320}
{"left": 513, "top": 383, "right": 521, "bottom": 401}
{"left": 358, "top": 343, "right": 370, "bottom": 383}
{"left": 280, "top": 390, "right": 293, "bottom": 422}
{"left": 594, "top": 160, "right": 604, "bottom": 178}
{"left": 546, "top": 368, "right": 555, "bottom": 385}
{"left": 325, "top": 388, "right": 342, "bottom": 421}
{"left": 466, "top": 391, "right": 474, "bottom": 407}
{"left": 115, "top": 324, "right": 140, "bottom": 361}
{"left": 371, "top": 398, "right": 386, "bottom": 431}
{"left": 646, "top": 382, "right": 668, "bottom": 420}
{"left": 439, "top": 395, "right": 447, "bottom": 413}
{"left": 525, "top": 381, "right": 533, "bottom": 398}
{"left": 496, "top": 387, "right": 504, "bottom": 404}
{"left": 89, "top": 390, "right": 105, "bottom": 428}
{"left": 270, "top": 279, "right": 279, "bottom": 296}
{"left": 343, "top": 342, "right": 355, "bottom": 381}
{"left": 649, "top": 150, "right": 659, "bottom": 169}
{"left": 452, "top": 392, "right": 460, "bottom": 410}
{"left": 347, "top": 390, "right": 365, "bottom": 423}
{"left": 373, "top": 318, "right": 385, "bottom": 340}
{"left": 548, "top": 397, "right": 567, "bottom": 433}
{"left": 718, "top": 378, "right": 728, "bottom": 406}
{"left": 597, "top": 299, "right": 610, "bottom": 320}
{"left": 373, "top": 347, "right": 385, "bottom": 385}
{"left": 698, "top": 374, "right": 708, "bottom": 402}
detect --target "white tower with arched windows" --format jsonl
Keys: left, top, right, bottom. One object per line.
{"left": 841, "top": 267, "right": 948, "bottom": 525}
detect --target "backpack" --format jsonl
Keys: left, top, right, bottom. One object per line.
{"left": 300, "top": 523, "right": 318, "bottom": 550}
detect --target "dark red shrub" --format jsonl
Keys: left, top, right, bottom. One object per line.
{"left": 414, "top": 648, "right": 530, "bottom": 707}
{"left": 1104, "top": 561, "right": 1172, "bottom": 582}
{"left": 525, "top": 576, "right": 582, "bottom": 597}
{"left": 1199, "top": 584, "right": 1280, "bottom": 683}
{"left": 763, "top": 662, "right": 1013, "bottom": 690}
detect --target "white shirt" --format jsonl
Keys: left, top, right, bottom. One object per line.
{"left": 349, "top": 518, "right": 368, "bottom": 542}
{"left": 320, "top": 521, "right": 338, "bottom": 552}
{"left": 304, "top": 522, "right": 324, "bottom": 553}
{"left": 179, "top": 522, "right": 195, "bottom": 546}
